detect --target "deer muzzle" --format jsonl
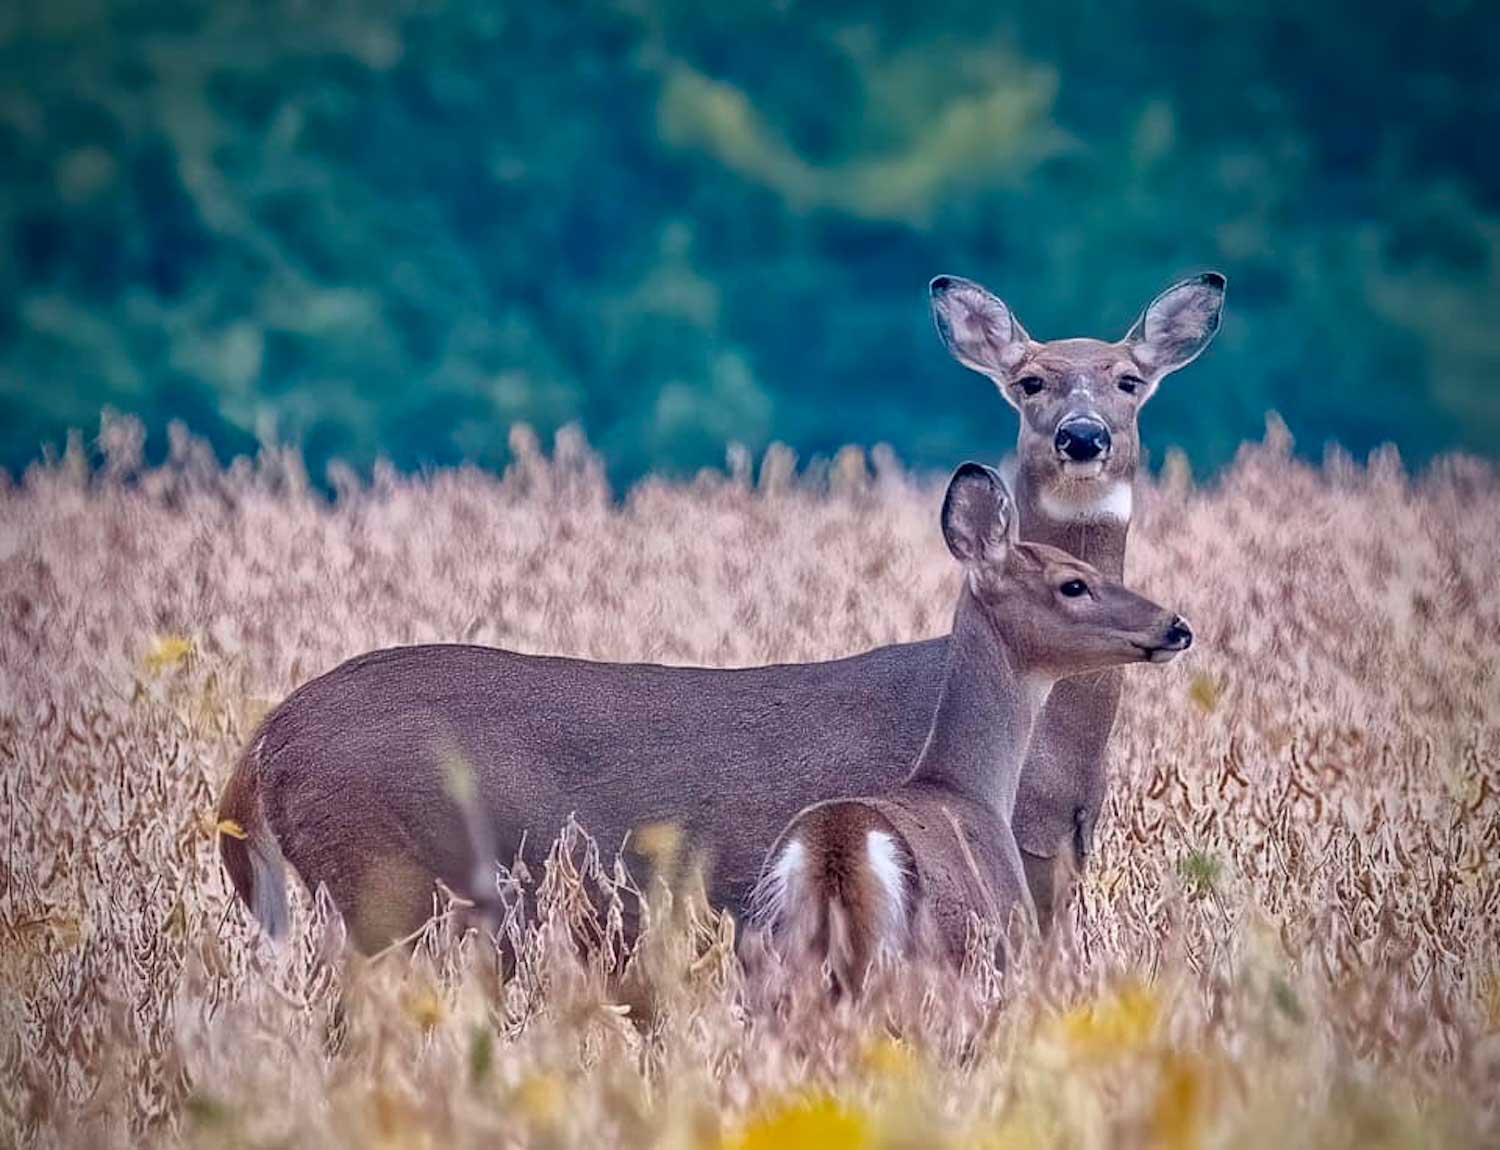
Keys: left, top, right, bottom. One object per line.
{"left": 1054, "top": 416, "right": 1112, "bottom": 466}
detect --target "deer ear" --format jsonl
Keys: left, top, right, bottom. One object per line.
{"left": 930, "top": 276, "right": 1032, "bottom": 388}
{"left": 1123, "top": 272, "right": 1225, "bottom": 382}
{"left": 941, "top": 462, "right": 1014, "bottom": 565}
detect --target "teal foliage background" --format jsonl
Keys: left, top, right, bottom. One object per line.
{"left": 2, "top": 1, "right": 1497, "bottom": 486}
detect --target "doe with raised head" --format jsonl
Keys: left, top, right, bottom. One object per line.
{"left": 929, "top": 271, "right": 1223, "bottom": 926}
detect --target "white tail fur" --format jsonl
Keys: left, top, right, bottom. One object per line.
{"left": 748, "top": 838, "right": 806, "bottom": 929}
{"left": 864, "top": 829, "right": 912, "bottom": 940}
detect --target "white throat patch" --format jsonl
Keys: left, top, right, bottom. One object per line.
{"left": 1037, "top": 480, "right": 1133, "bottom": 525}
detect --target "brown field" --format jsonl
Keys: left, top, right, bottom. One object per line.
{"left": 3, "top": 416, "right": 1499, "bottom": 1148}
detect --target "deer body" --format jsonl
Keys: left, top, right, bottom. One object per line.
{"left": 752, "top": 465, "right": 1190, "bottom": 989}
{"left": 219, "top": 275, "right": 1222, "bottom": 950}
{"left": 218, "top": 638, "right": 941, "bottom": 951}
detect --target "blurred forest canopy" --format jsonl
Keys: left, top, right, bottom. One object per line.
{"left": 2, "top": 0, "right": 1498, "bottom": 486}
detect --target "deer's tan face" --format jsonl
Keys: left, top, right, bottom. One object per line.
{"left": 942, "top": 463, "right": 1192, "bottom": 677}
{"left": 930, "top": 273, "right": 1225, "bottom": 525}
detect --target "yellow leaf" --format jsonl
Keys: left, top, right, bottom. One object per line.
{"left": 402, "top": 984, "right": 446, "bottom": 1032}
{"left": 1151, "top": 1053, "right": 1207, "bottom": 1150}
{"left": 144, "top": 634, "right": 194, "bottom": 675}
{"left": 215, "top": 819, "right": 248, "bottom": 840}
{"left": 1054, "top": 981, "right": 1162, "bottom": 1061}
{"left": 164, "top": 897, "right": 188, "bottom": 937}
{"left": 1482, "top": 972, "right": 1500, "bottom": 1032}
{"left": 635, "top": 822, "right": 683, "bottom": 864}
{"left": 732, "top": 1094, "right": 870, "bottom": 1150}
{"left": 512, "top": 1074, "right": 565, "bottom": 1127}
{"left": 1187, "top": 673, "right": 1223, "bottom": 713}
{"left": 980, "top": 1109, "right": 1051, "bottom": 1150}
{"left": 859, "top": 1035, "right": 919, "bottom": 1081}
{"left": 10, "top": 913, "right": 84, "bottom": 950}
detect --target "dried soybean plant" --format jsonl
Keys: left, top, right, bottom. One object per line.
{"left": 2, "top": 415, "right": 1497, "bottom": 1148}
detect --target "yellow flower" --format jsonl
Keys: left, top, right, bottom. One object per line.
{"left": 731, "top": 1093, "right": 870, "bottom": 1150}
{"left": 143, "top": 634, "right": 194, "bottom": 675}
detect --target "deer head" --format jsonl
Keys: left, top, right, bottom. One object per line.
{"left": 930, "top": 273, "right": 1225, "bottom": 525}
{"left": 939, "top": 462, "right": 1193, "bottom": 679}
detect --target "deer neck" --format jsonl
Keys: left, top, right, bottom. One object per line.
{"left": 1012, "top": 468, "right": 1129, "bottom": 578}
{"left": 905, "top": 588, "right": 1051, "bottom": 817}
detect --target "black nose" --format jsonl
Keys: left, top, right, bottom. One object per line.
{"left": 1162, "top": 617, "right": 1194, "bottom": 650}
{"left": 1055, "top": 417, "right": 1111, "bottom": 462}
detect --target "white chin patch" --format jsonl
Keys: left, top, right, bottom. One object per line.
{"left": 1038, "top": 479, "right": 1133, "bottom": 525}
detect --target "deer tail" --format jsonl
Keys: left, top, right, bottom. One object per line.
{"left": 217, "top": 737, "right": 291, "bottom": 942}
{"left": 752, "top": 804, "right": 914, "bottom": 996}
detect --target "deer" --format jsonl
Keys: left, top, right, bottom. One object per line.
{"left": 928, "top": 271, "right": 1222, "bottom": 927}
{"left": 217, "top": 273, "right": 1223, "bottom": 952}
{"left": 749, "top": 462, "right": 1191, "bottom": 993}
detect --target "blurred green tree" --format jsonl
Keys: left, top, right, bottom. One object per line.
{"left": 1, "top": 0, "right": 1496, "bottom": 484}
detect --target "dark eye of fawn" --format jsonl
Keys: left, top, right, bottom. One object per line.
{"left": 1018, "top": 376, "right": 1045, "bottom": 397}
{"left": 1118, "top": 376, "right": 1143, "bottom": 396}
{"left": 1059, "top": 579, "right": 1089, "bottom": 598}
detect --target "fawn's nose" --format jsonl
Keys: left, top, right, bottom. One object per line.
{"left": 1055, "top": 417, "right": 1111, "bottom": 462}
{"left": 1162, "top": 617, "right": 1194, "bottom": 651}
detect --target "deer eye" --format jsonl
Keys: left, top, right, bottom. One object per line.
{"left": 1118, "top": 376, "right": 1144, "bottom": 396}
{"left": 1059, "top": 579, "right": 1089, "bottom": 598}
{"left": 1017, "top": 376, "right": 1045, "bottom": 398}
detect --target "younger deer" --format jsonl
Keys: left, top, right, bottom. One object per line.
{"left": 750, "top": 463, "right": 1190, "bottom": 992}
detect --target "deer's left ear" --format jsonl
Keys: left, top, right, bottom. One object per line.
{"left": 1124, "top": 272, "right": 1226, "bottom": 383}
{"left": 941, "top": 462, "right": 1015, "bottom": 566}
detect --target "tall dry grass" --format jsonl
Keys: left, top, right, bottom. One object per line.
{"left": 2, "top": 415, "right": 1498, "bottom": 1148}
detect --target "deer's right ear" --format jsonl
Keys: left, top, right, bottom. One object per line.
{"left": 941, "top": 462, "right": 1014, "bottom": 565}
{"left": 930, "top": 276, "right": 1031, "bottom": 393}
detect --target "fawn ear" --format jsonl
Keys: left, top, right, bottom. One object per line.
{"left": 1123, "top": 272, "right": 1226, "bottom": 385}
{"left": 930, "top": 276, "right": 1032, "bottom": 396}
{"left": 942, "top": 462, "right": 1014, "bottom": 565}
